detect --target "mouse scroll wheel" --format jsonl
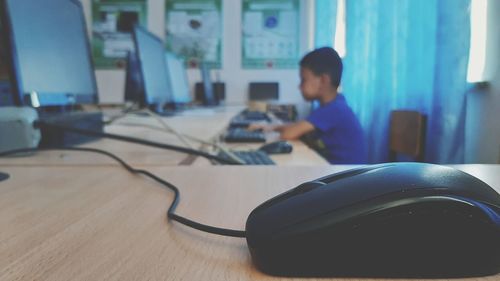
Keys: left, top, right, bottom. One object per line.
{"left": 295, "top": 181, "right": 326, "bottom": 194}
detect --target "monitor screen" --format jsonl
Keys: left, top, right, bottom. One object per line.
{"left": 249, "top": 82, "right": 279, "bottom": 101}
{"left": 132, "top": 26, "right": 172, "bottom": 108}
{"left": 3, "top": 0, "right": 97, "bottom": 106}
{"left": 165, "top": 52, "right": 190, "bottom": 104}
{"left": 200, "top": 63, "right": 217, "bottom": 106}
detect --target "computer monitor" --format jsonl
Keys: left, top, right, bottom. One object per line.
{"left": 249, "top": 82, "right": 279, "bottom": 101}
{"left": 132, "top": 25, "right": 173, "bottom": 113}
{"left": 124, "top": 50, "right": 143, "bottom": 104}
{"left": 0, "top": 81, "right": 14, "bottom": 106}
{"left": 199, "top": 63, "right": 218, "bottom": 106}
{"left": 165, "top": 52, "right": 191, "bottom": 105}
{"left": 1, "top": 0, "right": 98, "bottom": 107}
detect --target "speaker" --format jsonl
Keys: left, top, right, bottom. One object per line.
{"left": 195, "top": 82, "right": 225, "bottom": 103}
{"left": 0, "top": 107, "right": 40, "bottom": 153}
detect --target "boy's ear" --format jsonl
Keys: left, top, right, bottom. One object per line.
{"left": 319, "top": 73, "right": 332, "bottom": 86}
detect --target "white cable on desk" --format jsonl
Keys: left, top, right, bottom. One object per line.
{"left": 141, "top": 109, "right": 195, "bottom": 149}
{"left": 119, "top": 111, "right": 245, "bottom": 165}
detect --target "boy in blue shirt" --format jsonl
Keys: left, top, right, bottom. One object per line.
{"left": 253, "top": 47, "right": 366, "bottom": 164}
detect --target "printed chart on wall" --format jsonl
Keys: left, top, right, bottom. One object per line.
{"left": 91, "top": 0, "right": 147, "bottom": 69}
{"left": 242, "top": 0, "right": 300, "bottom": 69}
{"left": 165, "top": 0, "right": 222, "bottom": 69}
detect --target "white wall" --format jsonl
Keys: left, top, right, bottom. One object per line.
{"left": 81, "top": 0, "right": 314, "bottom": 106}
{"left": 464, "top": 0, "right": 500, "bottom": 164}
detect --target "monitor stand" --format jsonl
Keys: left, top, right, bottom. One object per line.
{"left": 149, "top": 104, "right": 175, "bottom": 117}
{"left": 0, "top": 172, "right": 9, "bottom": 182}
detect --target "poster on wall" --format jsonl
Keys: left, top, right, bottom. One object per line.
{"left": 165, "top": 0, "right": 222, "bottom": 69}
{"left": 91, "top": 0, "right": 147, "bottom": 69}
{"left": 242, "top": 0, "right": 300, "bottom": 69}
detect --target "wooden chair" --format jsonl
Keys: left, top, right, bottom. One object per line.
{"left": 389, "top": 110, "right": 427, "bottom": 162}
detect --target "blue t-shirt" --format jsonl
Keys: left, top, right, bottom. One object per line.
{"left": 306, "top": 95, "right": 366, "bottom": 164}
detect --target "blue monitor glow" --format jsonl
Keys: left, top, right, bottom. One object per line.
{"left": 132, "top": 25, "right": 173, "bottom": 113}
{"left": 2, "top": 0, "right": 98, "bottom": 107}
{"left": 165, "top": 52, "right": 191, "bottom": 105}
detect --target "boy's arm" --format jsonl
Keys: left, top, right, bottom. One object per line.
{"left": 276, "top": 121, "right": 315, "bottom": 140}
{"left": 248, "top": 121, "right": 315, "bottom": 140}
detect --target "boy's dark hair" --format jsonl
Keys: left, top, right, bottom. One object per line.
{"left": 300, "top": 47, "right": 343, "bottom": 87}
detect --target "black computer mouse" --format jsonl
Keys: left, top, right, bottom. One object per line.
{"left": 258, "top": 141, "right": 293, "bottom": 154}
{"left": 245, "top": 163, "right": 500, "bottom": 278}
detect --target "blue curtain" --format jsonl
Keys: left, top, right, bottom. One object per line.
{"left": 341, "top": 0, "right": 471, "bottom": 164}
{"left": 315, "top": 0, "right": 338, "bottom": 47}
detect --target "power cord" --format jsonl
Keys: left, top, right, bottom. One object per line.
{"left": 0, "top": 147, "right": 247, "bottom": 238}
{"left": 35, "top": 120, "right": 241, "bottom": 165}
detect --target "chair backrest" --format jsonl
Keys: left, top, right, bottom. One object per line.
{"left": 389, "top": 110, "right": 427, "bottom": 162}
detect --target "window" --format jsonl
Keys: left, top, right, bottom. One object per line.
{"left": 334, "top": 0, "right": 346, "bottom": 58}
{"left": 314, "top": 0, "right": 345, "bottom": 57}
{"left": 467, "top": 0, "right": 488, "bottom": 83}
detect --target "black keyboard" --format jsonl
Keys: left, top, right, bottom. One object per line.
{"left": 229, "top": 118, "right": 264, "bottom": 128}
{"left": 229, "top": 110, "right": 271, "bottom": 128}
{"left": 218, "top": 150, "right": 275, "bottom": 165}
{"left": 224, "top": 128, "right": 266, "bottom": 143}
{"left": 239, "top": 110, "right": 270, "bottom": 121}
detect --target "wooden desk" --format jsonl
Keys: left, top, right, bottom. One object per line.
{"left": 0, "top": 106, "right": 328, "bottom": 166}
{"left": 0, "top": 106, "right": 240, "bottom": 166}
{"left": 0, "top": 164, "right": 498, "bottom": 280}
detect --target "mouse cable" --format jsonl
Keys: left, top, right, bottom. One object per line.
{"left": 34, "top": 120, "right": 241, "bottom": 165}
{"left": 0, "top": 147, "right": 247, "bottom": 238}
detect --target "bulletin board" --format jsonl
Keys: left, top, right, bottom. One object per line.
{"left": 242, "top": 0, "right": 300, "bottom": 69}
{"left": 91, "top": 0, "right": 148, "bottom": 69}
{"left": 165, "top": 0, "right": 222, "bottom": 69}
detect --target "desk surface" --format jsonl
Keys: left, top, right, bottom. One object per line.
{"left": 0, "top": 106, "right": 328, "bottom": 166}
{"left": 0, "top": 164, "right": 498, "bottom": 280}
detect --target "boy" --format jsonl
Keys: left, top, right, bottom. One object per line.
{"left": 253, "top": 47, "right": 366, "bottom": 164}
